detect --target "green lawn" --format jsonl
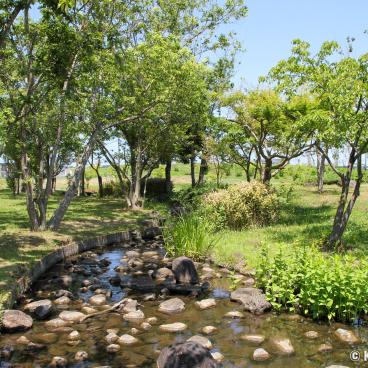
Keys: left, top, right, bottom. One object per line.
{"left": 0, "top": 181, "right": 161, "bottom": 308}
{"left": 211, "top": 184, "right": 368, "bottom": 268}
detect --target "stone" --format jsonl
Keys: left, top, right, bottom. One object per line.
{"left": 157, "top": 342, "right": 218, "bottom": 368}
{"left": 67, "top": 339, "right": 80, "bottom": 346}
{"left": 1, "top": 310, "right": 33, "bottom": 332}
{"left": 230, "top": 288, "right": 271, "bottom": 314}
{"left": 195, "top": 298, "right": 216, "bottom": 310}
{"left": 105, "top": 333, "right": 119, "bottom": 344}
{"left": 272, "top": 338, "right": 295, "bottom": 355}
{"left": 159, "top": 322, "right": 187, "bottom": 332}
{"left": 16, "top": 336, "right": 31, "bottom": 345}
{"left": 89, "top": 294, "right": 106, "bottom": 306}
{"left": 187, "top": 335, "right": 213, "bottom": 349}
{"left": 334, "top": 328, "right": 359, "bottom": 344}
{"left": 140, "top": 322, "right": 152, "bottom": 330}
{"left": 81, "top": 279, "right": 92, "bottom": 287}
{"left": 146, "top": 317, "right": 158, "bottom": 324}
{"left": 122, "top": 299, "right": 138, "bottom": 313}
{"left": 118, "top": 334, "right": 138, "bottom": 345}
{"left": 224, "top": 310, "right": 244, "bottom": 319}
{"left": 81, "top": 306, "right": 97, "bottom": 314}
{"left": 59, "top": 275, "right": 73, "bottom": 287}
{"left": 68, "top": 330, "right": 80, "bottom": 341}
{"left": 50, "top": 356, "right": 67, "bottom": 367}
{"left": 253, "top": 348, "right": 271, "bottom": 361}
{"left": 24, "top": 299, "right": 53, "bottom": 319}
{"left": 305, "top": 330, "right": 319, "bottom": 339}
{"left": 243, "top": 278, "right": 255, "bottom": 286}
{"left": 53, "top": 290, "right": 73, "bottom": 299}
{"left": 142, "top": 251, "right": 159, "bottom": 258}
{"left": 59, "top": 311, "right": 85, "bottom": 323}
{"left": 123, "top": 310, "right": 145, "bottom": 322}
{"left": 172, "top": 256, "right": 199, "bottom": 284}
{"left": 45, "top": 318, "right": 71, "bottom": 329}
{"left": 154, "top": 268, "right": 176, "bottom": 285}
{"left": 54, "top": 296, "right": 71, "bottom": 305}
{"left": 130, "top": 327, "right": 139, "bottom": 335}
{"left": 159, "top": 298, "right": 185, "bottom": 314}
{"left": 109, "top": 275, "right": 121, "bottom": 286}
{"left": 318, "top": 343, "right": 333, "bottom": 353}
{"left": 126, "top": 250, "right": 140, "bottom": 259}
{"left": 202, "top": 326, "right": 217, "bottom": 335}
{"left": 75, "top": 351, "right": 88, "bottom": 361}
{"left": 128, "top": 258, "right": 144, "bottom": 269}
{"left": 211, "top": 351, "right": 224, "bottom": 362}
{"left": 106, "top": 344, "right": 120, "bottom": 353}
{"left": 241, "top": 334, "right": 265, "bottom": 344}
{"left": 143, "top": 293, "right": 156, "bottom": 301}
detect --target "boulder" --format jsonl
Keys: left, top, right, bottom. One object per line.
{"left": 1, "top": 310, "right": 33, "bottom": 332}
{"left": 159, "top": 298, "right": 185, "bottom": 314}
{"left": 241, "top": 334, "right": 265, "bottom": 344}
{"left": 187, "top": 335, "right": 212, "bottom": 349}
{"left": 272, "top": 338, "right": 295, "bottom": 355}
{"left": 172, "top": 256, "right": 198, "bottom": 284}
{"left": 89, "top": 294, "right": 106, "bottom": 306}
{"left": 59, "top": 311, "right": 85, "bottom": 323}
{"left": 117, "top": 334, "right": 138, "bottom": 345}
{"left": 24, "top": 299, "right": 53, "bottom": 319}
{"left": 334, "top": 328, "right": 359, "bottom": 344}
{"left": 159, "top": 322, "right": 187, "bottom": 332}
{"left": 157, "top": 342, "right": 218, "bottom": 368}
{"left": 253, "top": 348, "right": 271, "bottom": 361}
{"left": 230, "top": 288, "right": 271, "bottom": 314}
{"left": 154, "top": 268, "right": 176, "bottom": 285}
{"left": 195, "top": 298, "right": 216, "bottom": 310}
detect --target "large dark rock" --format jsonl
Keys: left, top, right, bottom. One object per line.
{"left": 24, "top": 299, "right": 53, "bottom": 319}
{"left": 1, "top": 310, "right": 33, "bottom": 332}
{"left": 172, "top": 256, "right": 198, "bottom": 284}
{"left": 157, "top": 342, "right": 218, "bottom": 368}
{"left": 142, "top": 226, "right": 162, "bottom": 240}
{"left": 230, "top": 288, "right": 271, "bottom": 314}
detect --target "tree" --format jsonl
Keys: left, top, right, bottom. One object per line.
{"left": 224, "top": 90, "right": 315, "bottom": 184}
{"left": 267, "top": 39, "right": 368, "bottom": 249}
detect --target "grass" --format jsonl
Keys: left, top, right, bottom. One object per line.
{"left": 211, "top": 184, "right": 368, "bottom": 268}
{"left": 0, "top": 181, "right": 162, "bottom": 308}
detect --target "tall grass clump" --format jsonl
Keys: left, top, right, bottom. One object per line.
{"left": 257, "top": 245, "right": 368, "bottom": 322}
{"left": 163, "top": 213, "right": 218, "bottom": 260}
{"left": 203, "top": 181, "right": 279, "bottom": 230}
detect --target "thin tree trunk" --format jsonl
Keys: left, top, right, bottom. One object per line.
{"left": 190, "top": 155, "right": 196, "bottom": 187}
{"left": 316, "top": 143, "right": 325, "bottom": 193}
{"left": 262, "top": 158, "right": 272, "bottom": 185}
{"left": 129, "top": 145, "right": 142, "bottom": 209}
{"left": 47, "top": 127, "right": 101, "bottom": 230}
{"left": 198, "top": 157, "right": 208, "bottom": 185}
{"left": 165, "top": 159, "right": 172, "bottom": 194}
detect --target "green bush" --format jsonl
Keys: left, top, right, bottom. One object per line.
{"left": 104, "top": 181, "right": 125, "bottom": 197}
{"left": 163, "top": 213, "right": 218, "bottom": 260}
{"left": 202, "top": 181, "right": 279, "bottom": 230}
{"left": 257, "top": 245, "right": 368, "bottom": 322}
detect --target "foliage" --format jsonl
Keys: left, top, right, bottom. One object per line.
{"left": 141, "top": 178, "right": 173, "bottom": 198}
{"left": 163, "top": 213, "right": 218, "bottom": 260}
{"left": 202, "top": 181, "right": 279, "bottom": 230}
{"left": 257, "top": 244, "right": 368, "bottom": 322}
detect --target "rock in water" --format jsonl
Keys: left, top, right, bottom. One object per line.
{"left": 89, "top": 294, "right": 106, "bottom": 306}
{"left": 195, "top": 299, "right": 216, "bottom": 310}
{"left": 272, "top": 338, "right": 295, "bottom": 355}
{"left": 253, "top": 348, "right": 271, "bottom": 361}
{"left": 59, "top": 311, "right": 85, "bottom": 323}
{"left": 230, "top": 288, "right": 271, "bottom": 314}
{"left": 154, "top": 268, "right": 176, "bottom": 285}
{"left": 1, "top": 310, "right": 33, "bottom": 332}
{"left": 334, "top": 328, "right": 359, "bottom": 344}
{"left": 117, "top": 334, "right": 138, "bottom": 345}
{"left": 159, "top": 298, "right": 185, "bottom": 314}
{"left": 187, "top": 335, "right": 212, "bottom": 349}
{"left": 159, "top": 322, "right": 187, "bottom": 332}
{"left": 157, "top": 342, "right": 218, "bottom": 368}
{"left": 24, "top": 299, "right": 53, "bottom": 319}
{"left": 172, "top": 256, "right": 199, "bottom": 284}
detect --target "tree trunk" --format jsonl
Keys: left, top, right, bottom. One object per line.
{"left": 327, "top": 152, "right": 362, "bottom": 249}
{"left": 128, "top": 146, "right": 142, "bottom": 209}
{"left": 198, "top": 157, "right": 208, "bottom": 186}
{"left": 316, "top": 143, "right": 325, "bottom": 193}
{"left": 262, "top": 158, "right": 272, "bottom": 185}
{"left": 190, "top": 155, "right": 196, "bottom": 187}
{"left": 97, "top": 173, "right": 103, "bottom": 197}
{"left": 52, "top": 177, "right": 57, "bottom": 193}
{"left": 165, "top": 159, "right": 172, "bottom": 194}
{"left": 47, "top": 127, "right": 100, "bottom": 230}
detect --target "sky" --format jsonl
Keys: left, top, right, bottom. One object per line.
{"left": 229, "top": 0, "right": 368, "bottom": 88}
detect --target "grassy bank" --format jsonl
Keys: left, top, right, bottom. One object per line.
{"left": 0, "top": 183, "right": 160, "bottom": 308}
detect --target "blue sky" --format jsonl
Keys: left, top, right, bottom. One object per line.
{"left": 229, "top": 0, "right": 368, "bottom": 88}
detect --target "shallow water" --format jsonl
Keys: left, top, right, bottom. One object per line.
{"left": 0, "top": 240, "right": 366, "bottom": 367}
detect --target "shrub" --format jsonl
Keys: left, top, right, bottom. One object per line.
{"left": 104, "top": 181, "right": 125, "bottom": 197}
{"left": 163, "top": 213, "right": 218, "bottom": 260}
{"left": 141, "top": 178, "right": 172, "bottom": 198}
{"left": 257, "top": 245, "right": 368, "bottom": 322}
{"left": 202, "top": 181, "right": 279, "bottom": 230}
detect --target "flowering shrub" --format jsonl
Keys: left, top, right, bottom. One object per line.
{"left": 202, "top": 181, "right": 279, "bottom": 230}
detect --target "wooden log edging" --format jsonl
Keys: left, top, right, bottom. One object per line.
{"left": 3, "top": 222, "right": 162, "bottom": 311}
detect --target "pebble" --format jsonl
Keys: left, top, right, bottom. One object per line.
{"left": 159, "top": 322, "right": 187, "bottom": 332}
{"left": 118, "top": 334, "right": 139, "bottom": 345}
{"left": 202, "top": 326, "right": 217, "bottom": 335}
{"left": 75, "top": 351, "right": 88, "bottom": 361}
{"left": 272, "top": 338, "right": 295, "bottom": 355}
{"left": 241, "top": 334, "right": 265, "bottom": 344}
{"left": 334, "top": 328, "right": 359, "bottom": 344}
{"left": 187, "top": 335, "right": 212, "bottom": 349}
{"left": 105, "top": 333, "right": 119, "bottom": 344}
{"left": 253, "top": 348, "right": 271, "bottom": 361}
{"left": 195, "top": 298, "right": 216, "bottom": 310}
{"left": 50, "top": 356, "right": 67, "bottom": 367}
{"left": 305, "top": 330, "right": 319, "bottom": 339}
{"left": 224, "top": 311, "right": 244, "bottom": 319}
{"left": 123, "top": 310, "right": 145, "bottom": 322}
{"left": 211, "top": 351, "right": 224, "bottom": 362}
{"left": 106, "top": 344, "right": 120, "bottom": 353}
